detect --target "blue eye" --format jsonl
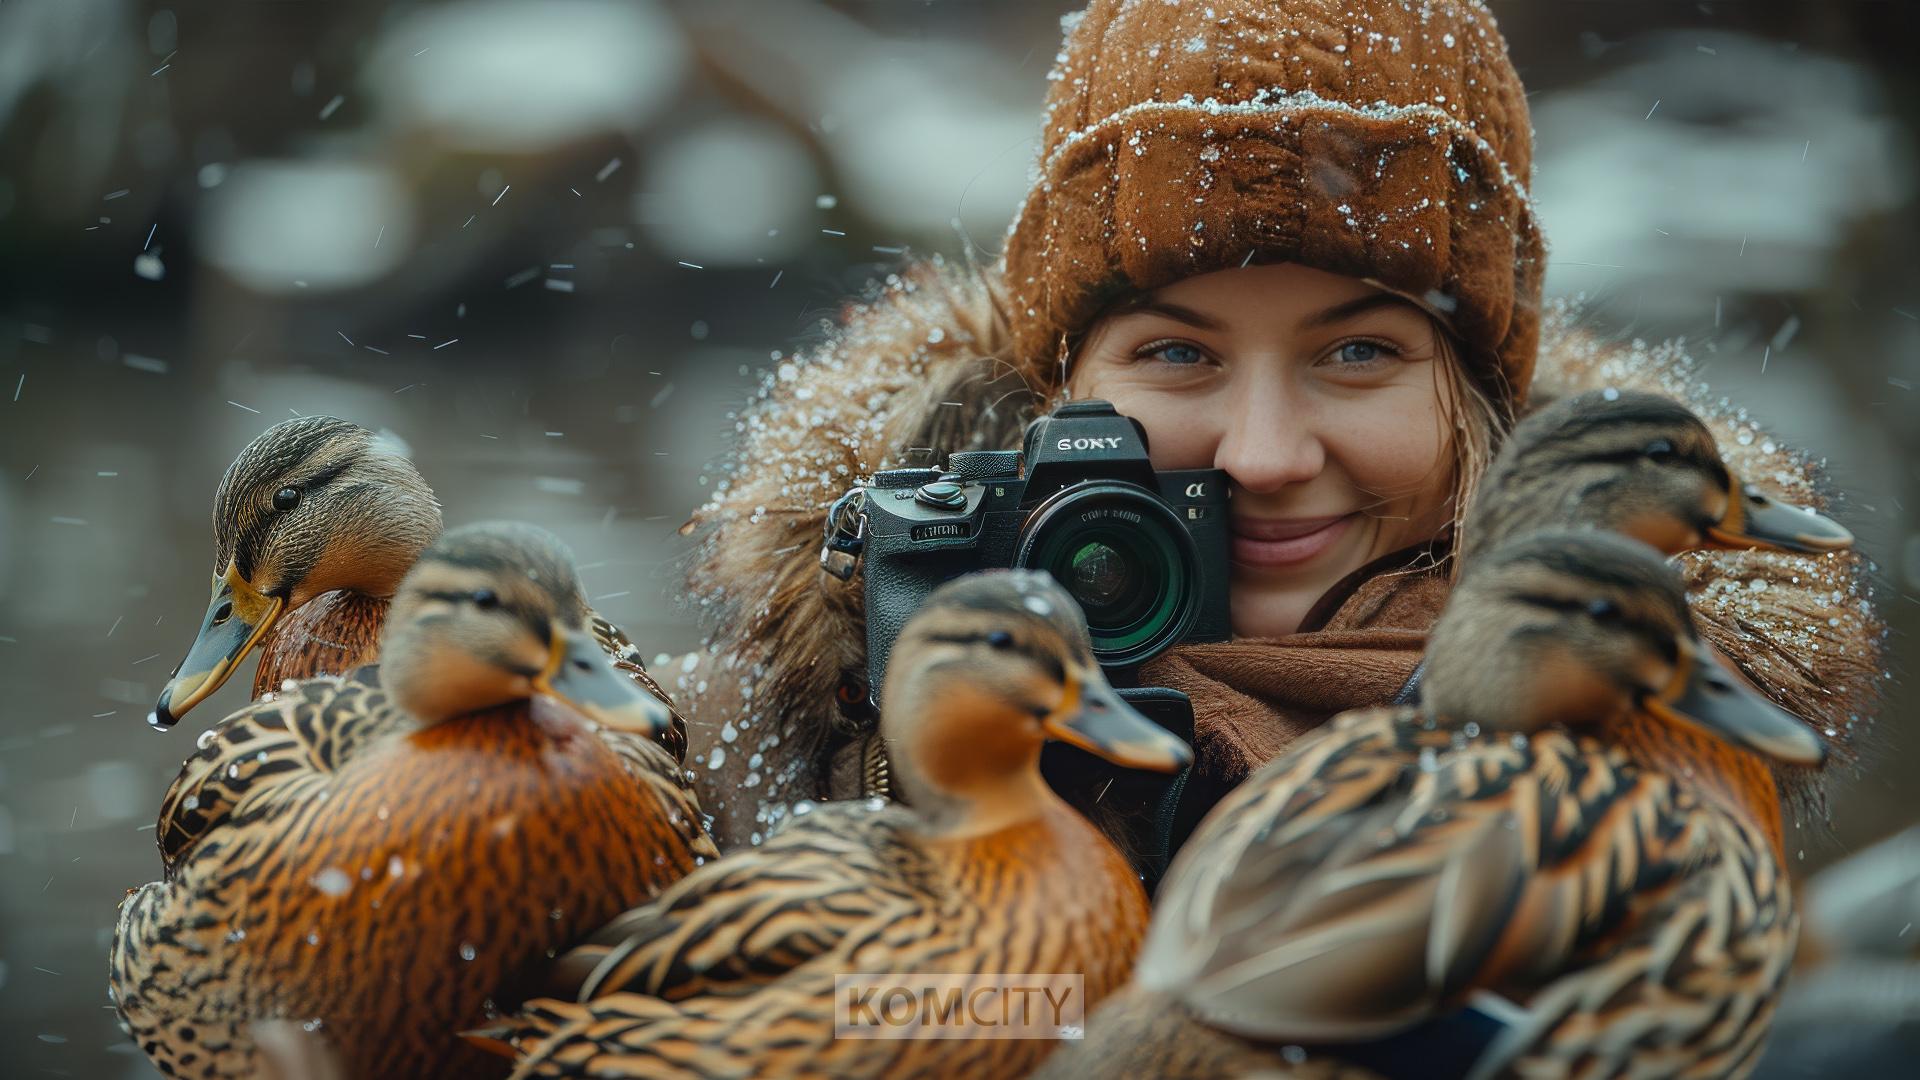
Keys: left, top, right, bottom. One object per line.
{"left": 1337, "top": 341, "right": 1382, "bottom": 364}
{"left": 1148, "top": 342, "right": 1204, "bottom": 365}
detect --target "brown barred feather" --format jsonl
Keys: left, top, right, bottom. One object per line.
{"left": 251, "top": 590, "right": 389, "bottom": 698}
{"left": 1043, "top": 706, "right": 1796, "bottom": 1078}
{"left": 492, "top": 797, "right": 1148, "bottom": 1079}
{"left": 112, "top": 674, "right": 717, "bottom": 1080}
{"left": 545, "top": 803, "right": 926, "bottom": 1004}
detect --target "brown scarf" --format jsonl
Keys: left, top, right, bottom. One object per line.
{"left": 1138, "top": 545, "right": 1453, "bottom": 804}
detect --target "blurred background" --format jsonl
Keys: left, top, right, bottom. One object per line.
{"left": 0, "top": 0, "right": 1914, "bottom": 1074}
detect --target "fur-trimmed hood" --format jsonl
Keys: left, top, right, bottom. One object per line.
{"left": 666, "top": 254, "right": 1885, "bottom": 848}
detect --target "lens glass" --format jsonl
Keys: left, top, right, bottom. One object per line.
{"left": 1018, "top": 484, "right": 1197, "bottom": 666}
{"left": 1058, "top": 530, "right": 1158, "bottom": 633}
{"left": 1068, "top": 540, "right": 1132, "bottom": 610}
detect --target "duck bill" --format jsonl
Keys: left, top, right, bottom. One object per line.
{"left": 1643, "top": 638, "right": 1827, "bottom": 768}
{"left": 1041, "top": 664, "right": 1193, "bottom": 774}
{"left": 1707, "top": 476, "right": 1853, "bottom": 554}
{"left": 152, "top": 571, "right": 285, "bottom": 730}
{"left": 530, "top": 625, "right": 672, "bottom": 739}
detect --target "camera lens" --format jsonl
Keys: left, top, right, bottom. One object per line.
{"left": 1015, "top": 481, "right": 1200, "bottom": 669}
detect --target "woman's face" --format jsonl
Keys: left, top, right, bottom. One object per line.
{"left": 1066, "top": 262, "right": 1457, "bottom": 639}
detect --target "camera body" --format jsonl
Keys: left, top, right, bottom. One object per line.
{"left": 854, "top": 399, "right": 1231, "bottom": 698}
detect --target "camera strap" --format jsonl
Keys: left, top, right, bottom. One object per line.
{"left": 819, "top": 489, "right": 868, "bottom": 580}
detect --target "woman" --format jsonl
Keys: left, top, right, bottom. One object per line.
{"left": 668, "top": 0, "right": 1882, "bottom": 854}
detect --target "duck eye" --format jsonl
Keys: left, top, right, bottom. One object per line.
{"left": 1586, "top": 598, "right": 1621, "bottom": 621}
{"left": 986, "top": 631, "right": 1015, "bottom": 650}
{"left": 272, "top": 486, "right": 301, "bottom": 511}
{"left": 470, "top": 589, "right": 500, "bottom": 610}
{"left": 1642, "top": 439, "right": 1676, "bottom": 464}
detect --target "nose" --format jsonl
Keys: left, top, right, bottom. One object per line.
{"left": 1213, "top": 369, "right": 1324, "bottom": 494}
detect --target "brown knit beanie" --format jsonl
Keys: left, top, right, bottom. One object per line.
{"left": 1000, "top": 0, "right": 1545, "bottom": 403}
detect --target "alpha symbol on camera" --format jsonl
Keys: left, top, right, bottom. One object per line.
{"left": 1184, "top": 482, "right": 1208, "bottom": 498}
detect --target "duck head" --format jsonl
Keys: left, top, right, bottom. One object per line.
{"left": 153, "top": 417, "right": 444, "bottom": 728}
{"left": 880, "top": 570, "right": 1192, "bottom": 827}
{"left": 378, "top": 522, "right": 672, "bottom": 735}
{"left": 1460, "top": 390, "right": 1853, "bottom": 562}
{"left": 1422, "top": 531, "right": 1825, "bottom": 768}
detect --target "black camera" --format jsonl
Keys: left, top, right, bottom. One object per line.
{"left": 825, "top": 399, "right": 1231, "bottom": 699}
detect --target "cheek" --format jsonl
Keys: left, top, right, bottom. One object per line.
{"left": 1521, "top": 647, "right": 1636, "bottom": 727}
{"left": 389, "top": 637, "right": 530, "bottom": 718}
{"left": 908, "top": 684, "right": 1043, "bottom": 784}
{"left": 305, "top": 530, "right": 417, "bottom": 603}
{"left": 1070, "top": 372, "right": 1220, "bottom": 471}
{"left": 1321, "top": 385, "right": 1450, "bottom": 501}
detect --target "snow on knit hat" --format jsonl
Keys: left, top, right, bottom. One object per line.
{"left": 1000, "top": 0, "right": 1545, "bottom": 403}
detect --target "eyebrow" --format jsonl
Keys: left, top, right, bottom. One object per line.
{"left": 1118, "top": 291, "right": 1424, "bottom": 335}
{"left": 1300, "top": 292, "right": 1425, "bottom": 329}
{"left": 1116, "top": 300, "right": 1226, "bottom": 332}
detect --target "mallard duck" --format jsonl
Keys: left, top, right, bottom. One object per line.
{"left": 151, "top": 416, "right": 442, "bottom": 728}
{"left": 471, "top": 569, "right": 1193, "bottom": 1079}
{"left": 111, "top": 522, "right": 721, "bottom": 1080}
{"left": 1040, "top": 531, "right": 1825, "bottom": 1079}
{"left": 1459, "top": 388, "right": 1852, "bottom": 563}
{"left": 151, "top": 416, "right": 687, "bottom": 759}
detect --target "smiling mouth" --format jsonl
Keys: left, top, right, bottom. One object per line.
{"left": 1230, "top": 513, "right": 1356, "bottom": 568}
